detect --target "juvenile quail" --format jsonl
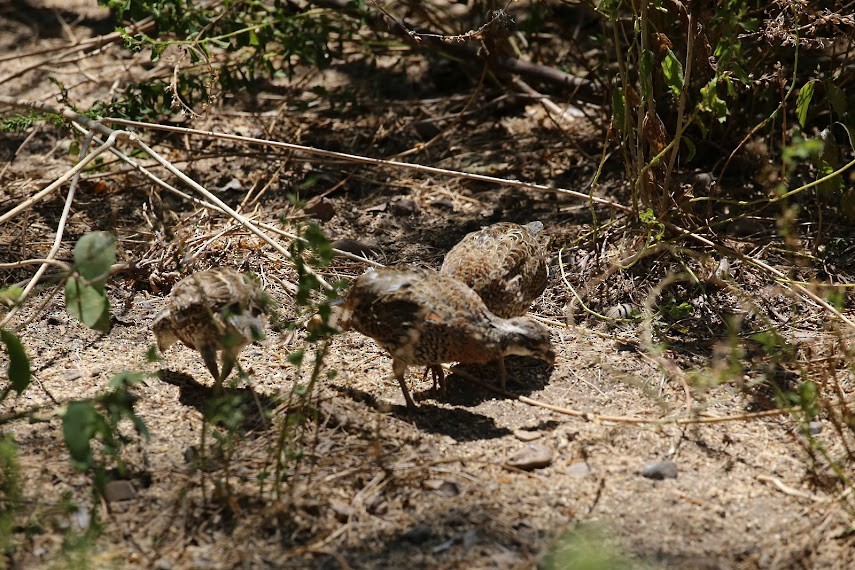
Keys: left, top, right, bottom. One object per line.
{"left": 338, "top": 266, "right": 555, "bottom": 410}
{"left": 441, "top": 221, "right": 548, "bottom": 318}
{"left": 152, "top": 268, "right": 268, "bottom": 386}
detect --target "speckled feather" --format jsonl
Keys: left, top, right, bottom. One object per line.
{"left": 440, "top": 221, "right": 548, "bottom": 318}
{"left": 339, "top": 266, "right": 554, "bottom": 409}
{"left": 152, "top": 268, "right": 267, "bottom": 382}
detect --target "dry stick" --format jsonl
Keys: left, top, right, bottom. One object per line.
{"left": 0, "top": 131, "right": 123, "bottom": 225}
{"left": 0, "top": 18, "right": 154, "bottom": 65}
{"left": 2, "top": 97, "right": 336, "bottom": 296}
{"left": 312, "top": 0, "right": 600, "bottom": 102}
{"left": 61, "top": 125, "right": 336, "bottom": 291}
{"left": 0, "top": 133, "right": 95, "bottom": 330}
{"left": 0, "top": 259, "right": 72, "bottom": 272}
{"left": 65, "top": 125, "right": 382, "bottom": 269}
{"left": 756, "top": 475, "right": 831, "bottom": 503}
{"left": 663, "top": 222, "right": 855, "bottom": 330}
{"left": 131, "top": 137, "right": 334, "bottom": 290}
{"left": 0, "top": 19, "right": 155, "bottom": 85}
{"left": 103, "top": 118, "right": 628, "bottom": 211}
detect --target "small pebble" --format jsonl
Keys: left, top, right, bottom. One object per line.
{"left": 513, "top": 429, "right": 542, "bottom": 442}
{"left": 63, "top": 370, "right": 83, "bottom": 381}
{"left": 71, "top": 506, "right": 90, "bottom": 530}
{"left": 104, "top": 480, "right": 137, "bottom": 502}
{"left": 808, "top": 421, "right": 822, "bottom": 435}
{"left": 423, "top": 478, "right": 460, "bottom": 497}
{"left": 389, "top": 197, "right": 419, "bottom": 216}
{"left": 331, "top": 238, "right": 380, "bottom": 259}
{"left": 565, "top": 461, "right": 591, "bottom": 478}
{"left": 430, "top": 198, "right": 455, "bottom": 210}
{"left": 641, "top": 461, "right": 678, "bottom": 480}
{"left": 304, "top": 197, "right": 336, "bottom": 221}
{"left": 218, "top": 178, "right": 243, "bottom": 192}
{"left": 505, "top": 443, "right": 553, "bottom": 471}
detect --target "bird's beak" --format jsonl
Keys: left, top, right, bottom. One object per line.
{"left": 543, "top": 349, "right": 556, "bottom": 366}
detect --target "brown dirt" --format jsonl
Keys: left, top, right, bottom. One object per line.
{"left": 2, "top": 2, "right": 854, "bottom": 569}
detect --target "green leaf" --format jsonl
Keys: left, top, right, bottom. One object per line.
{"left": 661, "top": 49, "right": 684, "bottom": 96}
{"left": 62, "top": 401, "right": 99, "bottom": 470}
{"left": 699, "top": 77, "right": 728, "bottom": 122}
{"left": 826, "top": 82, "right": 847, "bottom": 117}
{"left": 65, "top": 276, "right": 110, "bottom": 331}
{"left": 1, "top": 329, "right": 31, "bottom": 394}
{"left": 146, "top": 345, "right": 163, "bottom": 362}
{"left": 73, "top": 232, "right": 116, "bottom": 288}
{"left": 108, "top": 372, "right": 145, "bottom": 389}
{"left": 796, "top": 80, "right": 816, "bottom": 128}
{"left": 0, "top": 286, "right": 23, "bottom": 306}
{"left": 287, "top": 349, "right": 305, "bottom": 365}
{"left": 682, "top": 136, "right": 696, "bottom": 162}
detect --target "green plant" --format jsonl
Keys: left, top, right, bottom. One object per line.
{"left": 61, "top": 372, "right": 149, "bottom": 477}
{"left": 267, "top": 221, "right": 343, "bottom": 499}
{"left": 64, "top": 232, "right": 116, "bottom": 332}
{"left": 0, "top": 436, "right": 22, "bottom": 560}
{"left": 91, "top": 0, "right": 364, "bottom": 119}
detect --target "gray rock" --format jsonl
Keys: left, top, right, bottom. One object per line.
{"left": 513, "top": 429, "right": 542, "bottom": 442}
{"left": 505, "top": 443, "right": 553, "bottom": 471}
{"left": 104, "top": 480, "right": 137, "bottom": 502}
{"left": 390, "top": 197, "right": 419, "bottom": 216}
{"left": 641, "top": 461, "right": 678, "bottom": 480}
{"left": 565, "top": 461, "right": 591, "bottom": 478}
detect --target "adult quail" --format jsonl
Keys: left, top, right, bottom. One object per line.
{"left": 152, "top": 268, "right": 268, "bottom": 386}
{"left": 338, "top": 266, "right": 555, "bottom": 410}
{"left": 441, "top": 221, "right": 548, "bottom": 318}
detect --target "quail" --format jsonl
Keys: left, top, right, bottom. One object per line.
{"left": 152, "top": 268, "right": 268, "bottom": 387}
{"left": 441, "top": 221, "right": 548, "bottom": 318}
{"left": 338, "top": 266, "right": 555, "bottom": 410}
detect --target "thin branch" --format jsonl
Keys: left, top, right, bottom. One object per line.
{"left": 0, "top": 259, "right": 72, "bottom": 272}
{"left": 104, "top": 118, "right": 630, "bottom": 213}
{"left": 0, "top": 132, "right": 93, "bottom": 329}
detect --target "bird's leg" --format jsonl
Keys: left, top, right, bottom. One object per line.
{"left": 432, "top": 365, "right": 446, "bottom": 399}
{"left": 496, "top": 357, "right": 507, "bottom": 391}
{"left": 393, "top": 359, "right": 417, "bottom": 411}
{"left": 200, "top": 344, "right": 221, "bottom": 386}
{"left": 219, "top": 352, "right": 236, "bottom": 386}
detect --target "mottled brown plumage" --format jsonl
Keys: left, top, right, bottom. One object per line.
{"left": 152, "top": 268, "right": 268, "bottom": 385}
{"left": 338, "top": 266, "right": 555, "bottom": 410}
{"left": 441, "top": 221, "right": 548, "bottom": 318}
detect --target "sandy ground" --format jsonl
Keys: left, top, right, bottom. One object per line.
{"left": 2, "top": 1, "right": 854, "bottom": 568}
